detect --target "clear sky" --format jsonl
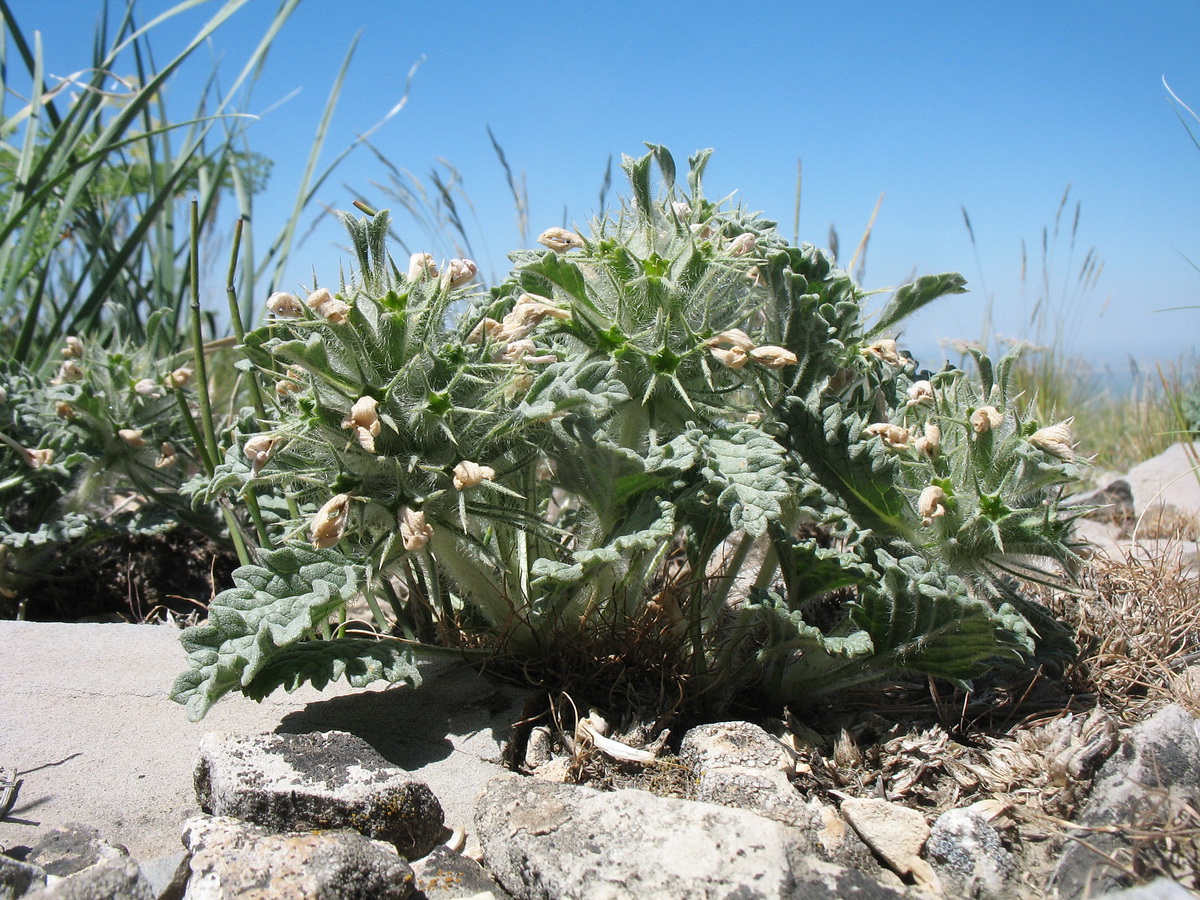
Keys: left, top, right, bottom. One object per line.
{"left": 10, "top": 0, "right": 1200, "bottom": 372}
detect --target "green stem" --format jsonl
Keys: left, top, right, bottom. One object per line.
{"left": 188, "top": 199, "right": 218, "bottom": 472}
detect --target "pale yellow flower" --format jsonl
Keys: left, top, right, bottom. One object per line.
{"left": 26, "top": 448, "right": 54, "bottom": 468}
{"left": 918, "top": 485, "right": 947, "bottom": 526}
{"left": 503, "top": 371, "right": 534, "bottom": 401}
{"left": 407, "top": 252, "right": 438, "bottom": 282}
{"left": 341, "top": 396, "right": 382, "bottom": 453}
{"left": 55, "top": 401, "right": 75, "bottom": 419}
{"left": 671, "top": 200, "right": 693, "bottom": 218}
{"left": 166, "top": 367, "right": 193, "bottom": 389}
{"left": 906, "top": 380, "right": 934, "bottom": 407}
{"left": 863, "top": 422, "right": 911, "bottom": 450}
{"left": 134, "top": 378, "right": 160, "bottom": 398}
{"left": 749, "top": 346, "right": 798, "bottom": 369}
{"left": 62, "top": 336, "right": 84, "bottom": 358}
{"left": 863, "top": 339, "right": 903, "bottom": 367}
{"left": 710, "top": 345, "right": 750, "bottom": 369}
{"left": 155, "top": 442, "right": 177, "bottom": 469}
{"left": 970, "top": 406, "right": 1004, "bottom": 435}
{"left": 537, "top": 227, "right": 585, "bottom": 252}
{"left": 266, "top": 291, "right": 304, "bottom": 318}
{"left": 707, "top": 329, "right": 756, "bottom": 352}
{"left": 1028, "top": 418, "right": 1075, "bottom": 461}
{"left": 399, "top": 506, "right": 433, "bottom": 551}
{"left": 466, "top": 317, "right": 503, "bottom": 345}
{"left": 914, "top": 423, "right": 941, "bottom": 458}
{"left": 243, "top": 434, "right": 277, "bottom": 475}
{"left": 51, "top": 360, "right": 84, "bottom": 384}
{"left": 728, "top": 233, "right": 757, "bottom": 256}
{"left": 305, "top": 288, "right": 350, "bottom": 324}
{"left": 452, "top": 460, "right": 496, "bottom": 490}
{"left": 310, "top": 494, "right": 351, "bottom": 549}
{"left": 443, "top": 258, "right": 478, "bottom": 289}
{"left": 118, "top": 428, "right": 146, "bottom": 449}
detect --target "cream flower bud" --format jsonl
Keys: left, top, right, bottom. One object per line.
{"left": 707, "top": 329, "right": 756, "bottom": 352}
{"left": 970, "top": 406, "right": 1004, "bottom": 434}
{"left": 453, "top": 460, "right": 496, "bottom": 490}
{"left": 443, "top": 258, "right": 478, "bottom": 289}
{"left": 244, "top": 434, "right": 277, "bottom": 475}
{"left": 267, "top": 291, "right": 304, "bottom": 318}
{"left": 305, "top": 288, "right": 350, "bottom": 324}
{"left": 52, "top": 360, "right": 84, "bottom": 384}
{"left": 671, "top": 200, "right": 693, "bottom": 218}
{"left": 914, "top": 423, "right": 941, "bottom": 458}
{"left": 1028, "top": 418, "right": 1075, "bottom": 460}
{"left": 62, "top": 336, "right": 84, "bottom": 358}
{"left": 863, "top": 339, "right": 903, "bottom": 367}
{"left": 26, "top": 447, "right": 54, "bottom": 468}
{"left": 155, "top": 442, "right": 177, "bottom": 469}
{"left": 55, "top": 401, "right": 75, "bottom": 419}
{"left": 906, "top": 380, "right": 934, "bottom": 406}
{"left": 710, "top": 346, "right": 749, "bottom": 369}
{"left": 166, "top": 367, "right": 193, "bottom": 388}
{"left": 341, "top": 396, "right": 382, "bottom": 453}
{"left": 728, "top": 232, "right": 757, "bottom": 256}
{"left": 749, "top": 346, "right": 798, "bottom": 369}
{"left": 407, "top": 252, "right": 438, "bottom": 282}
{"left": 538, "top": 227, "right": 585, "bottom": 252}
{"left": 918, "top": 485, "right": 947, "bottom": 526}
{"left": 118, "top": 428, "right": 146, "bottom": 449}
{"left": 311, "top": 493, "right": 351, "bottom": 549}
{"left": 399, "top": 506, "right": 433, "bottom": 551}
{"left": 133, "top": 378, "right": 160, "bottom": 397}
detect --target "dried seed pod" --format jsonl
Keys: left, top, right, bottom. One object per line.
{"left": 266, "top": 291, "right": 305, "bottom": 318}
{"left": 310, "top": 493, "right": 351, "bottom": 549}
{"left": 537, "top": 227, "right": 584, "bottom": 252}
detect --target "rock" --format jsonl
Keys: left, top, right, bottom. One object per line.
{"left": 1070, "top": 479, "right": 1136, "bottom": 527}
{"left": 475, "top": 776, "right": 910, "bottom": 900}
{"left": 0, "top": 853, "right": 46, "bottom": 900}
{"left": 136, "top": 852, "right": 190, "bottom": 900}
{"left": 840, "top": 797, "right": 935, "bottom": 886}
{"left": 182, "top": 815, "right": 414, "bottom": 899}
{"left": 1124, "top": 443, "right": 1200, "bottom": 523}
{"left": 926, "top": 807, "right": 1016, "bottom": 899}
{"left": 1091, "top": 877, "right": 1196, "bottom": 899}
{"left": 411, "top": 845, "right": 509, "bottom": 899}
{"left": 680, "top": 721, "right": 875, "bottom": 868}
{"left": 523, "top": 727, "right": 553, "bottom": 770}
{"left": 1053, "top": 704, "right": 1200, "bottom": 899}
{"left": 195, "top": 731, "right": 444, "bottom": 859}
{"left": 24, "top": 858, "right": 152, "bottom": 900}
{"left": 21, "top": 824, "right": 128, "bottom": 878}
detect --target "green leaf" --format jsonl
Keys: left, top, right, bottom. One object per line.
{"left": 701, "top": 425, "right": 791, "bottom": 537}
{"left": 170, "top": 542, "right": 369, "bottom": 720}
{"left": 240, "top": 638, "right": 421, "bottom": 701}
{"left": 868, "top": 272, "right": 968, "bottom": 339}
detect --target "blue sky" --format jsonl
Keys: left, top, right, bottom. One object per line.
{"left": 11, "top": 1, "right": 1200, "bottom": 371}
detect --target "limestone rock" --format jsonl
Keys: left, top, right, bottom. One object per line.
{"left": 926, "top": 807, "right": 1016, "bottom": 899}
{"left": 1053, "top": 704, "right": 1200, "bottom": 899}
{"left": 24, "top": 858, "right": 152, "bottom": 900}
{"left": 136, "top": 851, "right": 190, "bottom": 900}
{"left": 680, "top": 721, "right": 874, "bottom": 868}
{"left": 1091, "top": 877, "right": 1196, "bottom": 899}
{"left": 182, "top": 815, "right": 414, "bottom": 899}
{"left": 0, "top": 853, "right": 46, "bottom": 900}
{"left": 411, "top": 845, "right": 509, "bottom": 899}
{"left": 1124, "top": 443, "right": 1200, "bottom": 522}
{"left": 840, "top": 797, "right": 934, "bottom": 886}
{"left": 475, "top": 776, "right": 910, "bottom": 900}
{"left": 21, "top": 825, "right": 128, "bottom": 878}
{"left": 195, "top": 731, "right": 444, "bottom": 859}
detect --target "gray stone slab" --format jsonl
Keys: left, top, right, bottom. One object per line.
{"left": 0, "top": 621, "right": 524, "bottom": 862}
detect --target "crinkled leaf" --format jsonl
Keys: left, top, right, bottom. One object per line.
{"left": 2, "top": 511, "right": 95, "bottom": 548}
{"left": 240, "top": 638, "right": 421, "bottom": 702}
{"left": 868, "top": 273, "right": 968, "bottom": 339}
{"left": 170, "top": 542, "right": 366, "bottom": 721}
{"left": 700, "top": 424, "right": 791, "bottom": 537}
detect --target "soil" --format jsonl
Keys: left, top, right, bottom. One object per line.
{"left": 4, "top": 525, "right": 239, "bottom": 623}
